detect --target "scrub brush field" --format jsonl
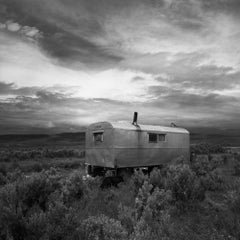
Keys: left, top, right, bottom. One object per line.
{"left": 1, "top": 141, "right": 240, "bottom": 240}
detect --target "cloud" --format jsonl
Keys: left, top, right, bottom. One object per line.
{"left": 6, "top": 21, "right": 21, "bottom": 31}
{"left": 1, "top": 20, "right": 42, "bottom": 40}
{"left": 0, "top": 32, "right": 159, "bottom": 102}
{"left": 138, "top": 89, "right": 240, "bottom": 129}
{"left": 0, "top": 82, "right": 14, "bottom": 94}
{"left": 40, "top": 30, "right": 123, "bottom": 70}
{"left": 1, "top": 0, "right": 239, "bottom": 69}
{"left": 0, "top": 89, "right": 135, "bottom": 133}
{"left": 35, "top": 91, "right": 66, "bottom": 103}
{"left": 121, "top": 51, "right": 240, "bottom": 94}
{"left": 0, "top": 0, "right": 124, "bottom": 70}
{"left": 0, "top": 0, "right": 240, "bottom": 132}
{"left": 21, "top": 26, "right": 41, "bottom": 38}
{"left": 0, "top": 81, "right": 41, "bottom": 96}
{"left": 1, "top": 85, "right": 239, "bottom": 133}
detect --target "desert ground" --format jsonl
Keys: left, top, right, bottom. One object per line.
{"left": 0, "top": 132, "right": 240, "bottom": 240}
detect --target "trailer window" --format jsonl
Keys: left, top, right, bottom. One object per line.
{"left": 148, "top": 133, "right": 157, "bottom": 143}
{"left": 148, "top": 133, "right": 166, "bottom": 142}
{"left": 158, "top": 134, "right": 166, "bottom": 141}
{"left": 93, "top": 132, "right": 103, "bottom": 143}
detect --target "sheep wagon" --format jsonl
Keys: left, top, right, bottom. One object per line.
{"left": 85, "top": 113, "right": 190, "bottom": 177}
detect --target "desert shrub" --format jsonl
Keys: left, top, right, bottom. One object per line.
{"left": 0, "top": 150, "right": 11, "bottom": 162}
{"left": 208, "top": 191, "right": 240, "bottom": 239}
{"left": 55, "top": 159, "right": 82, "bottom": 169}
{"left": 18, "top": 171, "right": 61, "bottom": 213}
{"left": 45, "top": 200, "right": 81, "bottom": 240}
{"left": 233, "top": 155, "right": 240, "bottom": 176}
{"left": 116, "top": 181, "right": 136, "bottom": 207}
{"left": 135, "top": 181, "right": 154, "bottom": 218}
{"left": 213, "top": 211, "right": 240, "bottom": 239}
{"left": 0, "top": 172, "right": 6, "bottom": 185}
{"left": 9, "top": 161, "right": 21, "bottom": 171}
{"left": 191, "top": 154, "right": 223, "bottom": 175}
{"left": 130, "top": 211, "right": 172, "bottom": 240}
{"left": 211, "top": 182, "right": 240, "bottom": 239}
{"left": 191, "top": 143, "right": 226, "bottom": 155}
{"left": 135, "top": 182, "right": 172, "bottom": 219}
{"left": 62, "top": 170, "right": 88, "bottom": 204}
{"left": 24, "top": 192, "right": 83, "bottom": 240}
{"left": 6, "top": 169, "right": 25, "bottom": 183}
{"left": 80, "top": 178, "right": 135, "bottom": 222}
{"left": 209, "top": 154, "right": 224, "bottom": 168}
{"left": 78, "top": 214, "right": 127, "bottom": 240}
{"left": 234, "top": 161, "right": 240, "bottom": 176}
{"left": 118, "top": 204, "right": 135, "bottom": 235}
{"left": 103, "top": 188, "right": 131, "bottom": 218}
{"left": 30, "top": 162, "right": 43, "bottom": 172}
{"left": 0, "top": 163, "right": 7, "bottom": 176}
{"left": 142, "top": 188, "right": 172, "bottom": 222}
{"left": 43, "top": 148, "right": 82, "bottom": 159}
{"left": 165, "top": 164, "right": 205, "bottom": 210}
{"left": 200, "top": 169, "right": 225, "bottom": 191}
{"left": 1, "top": 168, "right": 61, "bottom": 215}
{"left": 0, "top": 164, "right": 8, "bottom": 185}
{"left": 0, "top": 156, "right": 239, "bottom": 240}
{"left": 0, "top": 182, "right": 27, "bottom": 240}
{"left": 81, "top": 188, "right": 116, "bottom": 218}
{"left": 131, "top": 182, "right": 172, "bottom": 240}
{"left": 170, "top": 216, "right": 236, "bottom": 240}
{"left": 191, "top": 156, "right": 226, "bottom": 191}
{"left": 40, "top": 161, "right": 51, "bottom": 170}
{"left": 25, "top": 211, "right": 48, "bottom": 240}
{"left": 0, "top": 148, "right": 82, "bottom": 162}
{"left": 225, "top": 181, "right": 240, "bottom": 215}
{"left": 191, "top": 155, "right": 212, "bottom": 175}
{"left": 149, "top": 168, "right": 165, "bottom": 189}
{"left": 0, "top": 169, "right": 64, "bottom": 240}
{"left": 130, "top": 169, "right": 148, "bottom": 194}
{"left": 170, "top": 155, "right": 185, "bottom": 165}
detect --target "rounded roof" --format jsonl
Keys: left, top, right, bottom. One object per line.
{"left": 89, "top": 121, "right": 189, "bottom": 134}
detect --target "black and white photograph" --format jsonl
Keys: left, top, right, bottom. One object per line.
{"left": 0, "top": 0, "right": 240, "bottom": 239}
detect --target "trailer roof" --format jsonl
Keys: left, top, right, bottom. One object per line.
{"left": 92, "top": 121, "right": 189, "bottom": 134}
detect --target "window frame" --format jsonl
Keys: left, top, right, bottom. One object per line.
{"left": 93, "top": 131, "right": 104, "bottom": 143}
{"left": 148, "top": 133, "right": 158, "bottom": 143}
{"left": 148, "top": 132, "right": 167, "bottom": 143}
{"left": 158, "top": 133, "right": 166, "bottom": 142}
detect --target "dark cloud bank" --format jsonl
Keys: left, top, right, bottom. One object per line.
{"left": 1, "top": 0, "right": 239, "bottom": 69}
{"left": 0, "top": 82, "right": 239, "bottom": 135}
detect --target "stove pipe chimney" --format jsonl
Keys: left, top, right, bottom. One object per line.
{"left": 132, "top": 112, "right": 138, "bottom": 125}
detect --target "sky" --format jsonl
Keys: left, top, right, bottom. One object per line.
{"left": 0, "top": 0, "right": 240, "bottom": 134}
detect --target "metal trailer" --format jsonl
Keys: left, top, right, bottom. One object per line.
{"left": 85, "top": 113, "right": 190, "bottom": 176}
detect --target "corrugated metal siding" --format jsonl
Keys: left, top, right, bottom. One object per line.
{"left": 114, "top": 148, "right": 189, "bottom": 168}
{"left": 85, "top": 121, "right": 190, "bottom": 168}
{"left": 85, "top": 122, "right": 115, "bottom": 167}
{"left": 113, "top": 128, "right": 189, "bottom": 167}
{"left": 85, "top": 148, "right": 115, "bottom": 168}
{"left": 113, "top": 129, "right": 189, "bottom": 148}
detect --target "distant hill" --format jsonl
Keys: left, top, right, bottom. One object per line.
{"left": 0, "top": 132, "right": 85, "bottom": 148}
{"left": 190, "top": 130, "right": 240, "bottom": 146}
{"left": 1, "top": 127, "right": 240, "bottom": 148}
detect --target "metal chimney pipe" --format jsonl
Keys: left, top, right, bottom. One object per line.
{"left": 132, "top": 112, "right": 138, "bottom": 125}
